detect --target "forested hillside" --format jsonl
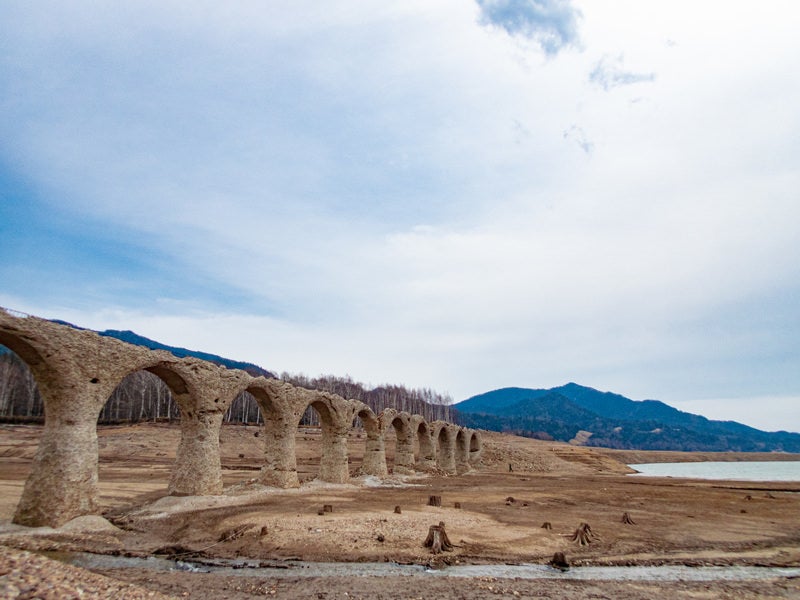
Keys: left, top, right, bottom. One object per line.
{"left": 455, "top": 384, "right": 800, "bottom": 452}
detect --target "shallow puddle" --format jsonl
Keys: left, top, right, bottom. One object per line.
{"left": 54, "top": 552, "right": 800, "bottom": 582}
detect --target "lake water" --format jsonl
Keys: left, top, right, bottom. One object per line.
{"left": 629, "top": 461, "right": 800, "bottom": 482}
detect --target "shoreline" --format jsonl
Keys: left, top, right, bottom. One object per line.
{"left": 2, "top": 423, "right": 800, "bottom": 598}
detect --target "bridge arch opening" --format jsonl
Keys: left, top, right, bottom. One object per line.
{"left": 455, "top": 429, "right": 470, "bottom": 473}
{"left": 294, "top": 396, "right": 348, "bottom": 483}
{"left": 436, "top": 426, "right": 453, "bottom": 471}
{"left": 469, "top": 431, "right": 482, "bottom": 464}
{"left": 0, "top": 343, "right": 43, "bottom": 422}
{"left": 348, "top": 405, "right": 383, "bottom": 478}
{"left": 385, "top": 414, "right": 413, "bottom": 474}
{"left": 413, "top": 420, "right": 435, "bottom": 470}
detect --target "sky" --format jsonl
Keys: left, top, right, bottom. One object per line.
{"left": 1, "top": 1, "right": 799, "bottom": 433}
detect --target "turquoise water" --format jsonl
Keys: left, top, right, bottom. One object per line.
{"left": 629, "top": 461, "right": 800, "bottom": 482}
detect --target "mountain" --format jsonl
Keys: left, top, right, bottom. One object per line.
{"left": 455, "top": 383, "right": 800, "bottom": 453}
{"left": 96, "top": 329, "right": 275, "bottom": 378}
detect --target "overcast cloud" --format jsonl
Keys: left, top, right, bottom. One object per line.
{"left": 1, "top": 1, "right": 799, "bottom": 433}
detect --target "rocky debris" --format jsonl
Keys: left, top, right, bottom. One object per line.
{"left": 0, "top": 545, "right": 175, "bottom": 599}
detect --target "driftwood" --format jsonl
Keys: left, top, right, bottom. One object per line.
{"left": 570, "top": 522, "right": 599, "bottom": 546}
{"left": 428, "top": 495, "right": 442, "bottom": 507}
{"left": 541, "top": 521, "right": 552, "bottom": 530}
{"left": 423, "top": 521, "right": 453, "bottom": 554}
{"left": 549, "top": 552, "right": 569, "bottom": 571}
{"left": 621, "top": 512, "right": 636, "bottom": 525}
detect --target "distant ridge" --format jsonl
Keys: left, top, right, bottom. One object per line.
{"left": 48, "top": 319, "right": 275, "bottom": 378}
{"left": 99, "top": 329, "right": 276, "bottom": 378}
{"left": 454, "top": 383, "right": 800, "bottom": 452}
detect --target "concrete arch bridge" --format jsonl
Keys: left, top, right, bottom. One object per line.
{"left": 0, "top": 308, "right": 482, "bottom": 527}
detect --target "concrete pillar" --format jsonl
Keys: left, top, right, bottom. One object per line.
{"left": 394, "top": 431, "right": 415, "bottom": 475}
{"left": 456, "top": 429, "right": 471, "bottom": 474}
{"left": 168, "top": 408, "right": 224, "bottom": 496}
{"left": 414, "top": 422, "right": 437, "bottom": 471}
{"left": 469, "top": 431, "right": 483, "bottom": 465}
{"left": 361, "top": 433, "right": 389, "bottom": 478}
{"left": 259, "top": 413, "right": 300, "bottom": 488}
{"left": 436, "top": 425, "right": 457, "bottom": 474}
{"left": 319, "top": 423, "right": 350, "bottom": 483}
{"left": 13, "top": 382, "right": 100, "bottom": 527}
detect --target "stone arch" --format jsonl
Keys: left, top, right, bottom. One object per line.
{"left": 349, "top": 402, "right": 387, "bottom": 478}
{"left": 432, "top": 422, "right": 457, "bottom": 474}
{"left": 380, "top": 409, "right": 414, "bottom": 475}
{"left": 233, "top": 378, "right": 300, "bottom": 488}
{"left": 455, "top": 428, "right": 471, "bottom": 474}
{"left": 111, "top": 356, "right": 229, "bottom": 496}
{"left": 0, "top": 331, "right": 56, "bottom": 396}
{"left": 0, "top": 327, "right": 89, "bottom": 527}
{"left": 294, "top": 390, "right": 351, "bottom": 483}
{"left": 410, "top": 415, "right": 436, "bottom": 471}
{"left": 468, "top": 430, "right": 483, "bottom": 464}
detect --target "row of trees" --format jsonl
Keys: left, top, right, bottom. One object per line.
{"left": 0, "top": 347, "right": 456, "bottom": 426}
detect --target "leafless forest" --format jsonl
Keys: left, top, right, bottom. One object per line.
{"left": 0, "top": 346, "right": 455, "bottom": 426}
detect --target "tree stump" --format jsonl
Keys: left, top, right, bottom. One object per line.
{"left": 549, "top": 552, "right": 569, "bottom": 571}
{"left": 428, "top": 495, "right": 442, "bottom": 507}
{"left": 541, "top": 521, "right": 552, "bottom": 530}
{"left": 621, "top": 512, "right": 636, "bottom": 525}
{"left": 423, "top": 522, "right": 453, "bottom": 554}
{"left": 570, "top": 522, "right": 599, "bottom": 546}
{"left": 394, "top": 506, "right": 402, "bottom": 514}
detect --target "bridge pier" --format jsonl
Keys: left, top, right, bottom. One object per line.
{"left": 361, "top": 434, "right": 389, "bottom": 478}
{"left": 168, "top": 409, "right": 225, "bottom": 496}
{"left": 393, "top": 435, "right": 415, "bottom": 475}
{"left": 319, "top": 424, "right": 350, "bottom": 483}
{"left": 414, "top": 423, "right": 437, "bottom": 471}
{"left": 259, "top": 415, "right": 300, "bottom": 488}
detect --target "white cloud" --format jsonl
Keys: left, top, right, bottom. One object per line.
{"left": 588, "top": 53, "right": 655, "bottom": 90}
{"left": 1, "top": 1, "right": 799, "bottom": 432}
{"left": 475, "top": 0, "right": 583, "bottom": 55}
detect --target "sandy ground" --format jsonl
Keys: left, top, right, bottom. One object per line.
{"left": 1, "top": 423, "right": 799, "bottom": 599}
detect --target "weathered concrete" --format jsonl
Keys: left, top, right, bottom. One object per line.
{"left": 380, "top": 409, "right": 415, "bottom": 475}
{"left": 411, "top": 415, "right": 437, "bottom": 471}
{"left": 455, "top": 428, "right": 471, "bottom": 474}
{"left": 468, "top": 430, "right": 483, "bottom": 464}
{"left": 432, "top": 422, "right": 457, "bottom": 474}
{"left": 0, "top": 308, "right": 478, "bottom": 527}
{"left": 352, "top": 404, "right": 387, "bottom": 478}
